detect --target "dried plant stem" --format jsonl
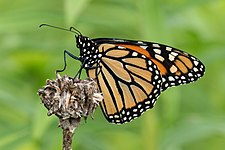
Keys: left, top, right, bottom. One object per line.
{"left": 60, "top": 118, "right": 81, "bottom": 150}
{"left": 63, "top": 128, "right": 73, "bottom": 150}
{"left": 38, "top": 74, "right": 103, "bottom": 150}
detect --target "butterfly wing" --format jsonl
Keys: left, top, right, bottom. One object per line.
{"left": 87, "top": 43, "right": 162, "bottom": 124}
{"left": 85, "top": 38, "right": 205, "bottom": 124}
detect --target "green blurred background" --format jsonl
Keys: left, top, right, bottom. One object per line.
{"left": 1, "top": 0, "right": 225, "bottom": 150}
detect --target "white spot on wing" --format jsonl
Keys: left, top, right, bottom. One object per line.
{"left": 191, "top": 56, "right": 196, "bottom": 60}
{"left": 115, "top": 120, "right": 120, "bottom": 123}
{"left": 114, "top": 115, "right": 119, "bottom": 118}
{"left": 132, "top": 52, "right": 138, "bottom": 56}
{"left": 145, "top": 101, "right": 150, "bottom": 104}
{"left": 140, "top": 46, "right": 148, "bottom": 49}
{"left": 194, "top": 60, "right": 199, "bottom": 66}
{"left": 155, "top": 54, "right": 165, "bottom": 62}
{"left": 197, "top": 74, "right": 201, "bottom": 77}
{"left": 188, "top": 73, "right": 193, "bottom": 77}
{"left": 142, "top": 55, "right": 146, "bottom": 58}
{"left": 154, "top": 75, "right": 159, "bottom": 80}
{"left": 133, "top": 108, "right": 138, "bottom": 112}
{"left": 153, "top": 89, "right": 158, "bottom": 93}
{"left": 169, "top": 54, "right": 175, "bottom": 61}
{"left": 118, "top": 46, "right": 125, "bottom": 49}
{"left": 138, "top": 104, "right": 142, "bottom": 108}
{"left": 149, "top": 67, "right": 153, "bottom": 71}
{"left": 122, "top": 110, "right": 125, "bottom": 114}
{"left": 166, "top": 47, "right": 172, "bottom": 51}
{"left": 145, "top": 105, "right": 150, "bottom": 109}
{"left": 152, "top": 43, "right": 160, "bottom": 48}
{"left": 168, "top": 76, "right": 175, "bottom": 81}
{"left": 127, "top": 111, "right": 130, "bottom": 115}
{"left": 165, "top": 83, "right": 169, "bottom": 87}
{"left": 193, "top": 67, "right": 198, "bottom": 72}
{"left": 153, "top": 49, "right": 161, "bottom": 54}
{"left": 171, "top": 52, "right": 178, "bottom": 56}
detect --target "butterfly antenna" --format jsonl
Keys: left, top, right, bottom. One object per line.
{"left": 70, "top": 27, "right": 82, "bottom": 35}
{"left": 39, "top": 24, "right": 81, "bottom": 35}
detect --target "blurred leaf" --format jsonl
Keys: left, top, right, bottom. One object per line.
{"left": 0, "top": 0, "right": 225, "bottom": 150}
{"left": 64, "top": 0, "right": 90, "bottom": 25}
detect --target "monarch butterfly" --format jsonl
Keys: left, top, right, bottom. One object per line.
{"left": 40, "top": 24, "right": 205, "bottom": 124}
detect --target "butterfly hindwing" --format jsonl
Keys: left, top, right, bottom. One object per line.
{"left": 87, "top": 43, "right": 162, "bottom": 124}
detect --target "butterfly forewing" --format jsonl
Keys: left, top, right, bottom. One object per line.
{"left": 138, "top": 42, "right": 204, "bottom": 91}
{"left": 87, "top": 44, "right": 162, "bottom": 124}
{"left": 93, "top": 38, "right": 205, "bottom": 91}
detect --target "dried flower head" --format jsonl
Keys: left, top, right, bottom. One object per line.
{"left": 38, "top": 73, "right": 103, "bottom": 132}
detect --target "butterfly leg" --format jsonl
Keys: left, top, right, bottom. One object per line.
{"left": 74, "top": 58, "right": 90, "bottom": 78}
{"left": 74, "top": 59, "right": 102, "bottom": 79}
{"left": 84, "top": 62, "right": 102, "bottom": 79}
{"left": 74, "top": 64, "right": 83, "bottom": 78}
{"left": 56, "top": 50, "right": 81, "bottom": 73}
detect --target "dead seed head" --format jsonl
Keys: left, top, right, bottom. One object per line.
{"left": 38, "top": 74, "right": 103, "bottom": 121}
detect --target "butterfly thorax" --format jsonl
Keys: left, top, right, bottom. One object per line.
{"left": 76, "top": 35, "right": 100, "bottom": 68}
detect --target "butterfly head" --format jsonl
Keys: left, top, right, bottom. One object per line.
{"left": 76, "top": 35, "right": 92, "bottom": 49}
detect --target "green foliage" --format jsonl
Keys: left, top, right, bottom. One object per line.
{"left": 0, "top": 0, "right": 225, "bottom": 150}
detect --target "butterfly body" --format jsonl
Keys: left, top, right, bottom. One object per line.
{"left": 75, "top": 36, "right": 205, "bottom": 124}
